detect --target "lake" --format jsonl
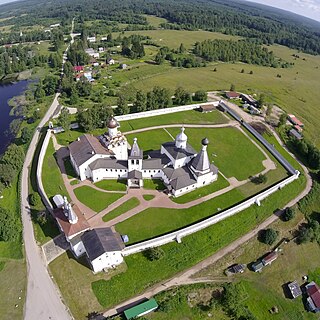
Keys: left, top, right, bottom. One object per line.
{"left": 0, "top": 80, "right": 29, "bottom": 156}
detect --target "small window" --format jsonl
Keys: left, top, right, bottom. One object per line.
{"left": 106, "top": 169, "right": 108, "bottom": 171}
{"left": 131, "top": 160, "right": 134, "bottom": 164}
{"left": 110, "top": 169, "right": 113, "bottom": 172}
{"left": 144, "top": 170, "right": 146, "bottom": 173}
{"left": 136, "top": 160, "right": 139, "bottom": 165}
{"left": 151, "top": 175, "right": 153, "bottom": 178}
{"left": 158, "top": 170, "right": 160, "bottom": 173}
{"left": 120, "top": 169, "right": 122, "bottom": 172}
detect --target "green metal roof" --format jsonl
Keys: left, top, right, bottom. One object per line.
{"left": 124, "top": 298, "right": 158, "bottom": 319}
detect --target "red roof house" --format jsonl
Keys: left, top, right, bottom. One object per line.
{"left": 306, "top": 282, "right": 320, "bottom": 312}
{"left": 73, "top": 66, "right": 84, "bottom": 72}
{"left": 261, "top": 251, "right": 278, "bottom": 266}
{"left": 288, "top": 114, "right": 304, "bottom": 127}
{"left": 226, "top": 91, "right": 240, "bottom": 99}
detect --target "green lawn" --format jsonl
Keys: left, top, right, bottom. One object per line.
{"left": 49, "top": 252, "right": 127, "bottom": 320}
{"left": 143, "top": 179, "right": 166, "bottom": 191}
{"left": 73, "top": 186, "right": 124, "bottom": 212}
{"left": 116, "top": 188, "right": 244, "bottom": 244}
{"left": 0, "top": 260, "right": 26, "bottom": 320}
{"left": 167, "top": 127, "right": 266, "bottom": 181}
{"left": 172, "top": 173, "right": 230, "bottom": 204}
{"left": 119, "top": 109, "right": 228, "bottom": 133}
{"left": 102, "top": 197, "right": 140, "bottom": 222}
{"left": 95, "top": 179, "right": 127, "bottom": 192}
{"left": 42, "top": 138, "right": 68, "bottom": 200}
{"left": 143, "top": 194, "right": 155, "bottom": 201}
{"left": 92, "top": 176, "right": 306, "bottom": 309}
{"left": 125, "top": 128, "right": 172, "bottom": 154}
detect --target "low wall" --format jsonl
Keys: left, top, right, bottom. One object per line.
{"left": 115, "top": 101, "right": 219, "bottom": 122}
{"left": 123, "top": 172, "right": 299, "bottom": 256}
{"left": 36, "top": 129, "right": 53, "bottom": 212}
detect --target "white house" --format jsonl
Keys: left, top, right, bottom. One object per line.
{"left": 87, "top": 36, "right": 96, "bottom": 43}
{"left": 107, "top": 58, "right": 115, "bottom": 65}
{"left": 81, "top": 228, "right": 124, "bottom": 273}
{"left": 85, "top": 48, "right": 100, "bottom": 59}
{"left": 68, "top": 117, "right": 218, "bottom": 197}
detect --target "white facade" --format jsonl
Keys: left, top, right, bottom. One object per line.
{"left": 90, "top": 251, "right": 123, "bottom": 273}
{"left": 70, "top": 239, "right": 86, "bottom": 257}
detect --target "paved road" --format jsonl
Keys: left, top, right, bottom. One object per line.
{"left": 21, "top": 19, "right": 75, "bottom": 320}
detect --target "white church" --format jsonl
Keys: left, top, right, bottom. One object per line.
{"left": 68, "top": 116, "right": 218, "bottom": 197}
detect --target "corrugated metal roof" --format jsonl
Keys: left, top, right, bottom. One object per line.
{"left": 124, "top": 299, "right": 158, "bottom": 319}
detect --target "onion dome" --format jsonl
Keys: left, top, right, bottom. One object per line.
{"left": 202, "top": 137, "right": 209, "bottom": 146}
{"left": 176, "top": 127, "right": 188, "bottom": 143}
{"left": 107, "top": 116, "right": 118, "bottom": 129}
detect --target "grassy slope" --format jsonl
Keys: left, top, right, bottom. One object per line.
{"left": 119, "top": 109, "right": 228, "bottom": 132}
{"left": 42, "top": 138, "right": 68, "bottom": 200}
{"left": 102, "top": 197, "right": 140, "bottom": 222}
{"left": 92, "top": 176, "right": 305, "bottom": 309}
{"left": 73, "top": 186, "right": 124, "bottom": 212}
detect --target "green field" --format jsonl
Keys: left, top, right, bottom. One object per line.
{"left": 73, "top": 186, "right": 124, "bottom": 212}
{"left": 118, "top": 109, "right": 228, "bottom": 133}
{"left": 112, "top": 29, "right": 241, "bottom": 50}
{"left": 92, "top": 176, "right": 305, "bottom": 309}
{"left": 95, "top": 179, "right": 127, "bottom": 192}
{"left": 42, "top": 138, "right": 68, "bottom": 200}
{"left": 102, "top": 197, "right": 140, "bottom": 222}
{"left": 143, "top": 179, "right": 166, "bottom": 191}
{"left": 167, "top": 127, "right": 266, "bottom": 180}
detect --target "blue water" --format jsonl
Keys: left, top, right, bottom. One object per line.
{"left": 0, "top": 80, "right": 29, "bottom": 155}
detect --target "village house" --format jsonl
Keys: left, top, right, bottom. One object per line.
{"left": 107, "top": 57, "right": 115, "bottom": 65}
{"left": 85, "top": 48, "right": 99, "bottom": 59}
{"left": 288, "top": 281, "right": 302, "bottom": 299}
{"left": 289, "top": 128, "right": 303, "bottom": 140}
{"left": 199, "top": 104, "right": 215, "bottom": 113}
{"left": 306, "top": 282, "right": 320, "bottom": 312}
{"left": 68, "top": 117, "right": 219, "bottom": 197}
{"left": 87, "top": 36, "right": 96, "bottom": 43}
{"left": 226, "top": 91, "right": 240, "bottom": 99}
{"left": 241, "top": 93, "right": 258, "bottom": 107}
{"left": 261, "top": 251, "right": 278, "bottom": 266}
{"left": 288, "top": 114, "right": 304, "bottom": 128}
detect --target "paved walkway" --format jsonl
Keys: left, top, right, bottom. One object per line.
{"left": 42, "top": 234, "right": 70, "bottom": 264}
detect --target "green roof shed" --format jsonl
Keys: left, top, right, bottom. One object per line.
{"left": 124, "top": 298, "right": 158, "bottom": 319}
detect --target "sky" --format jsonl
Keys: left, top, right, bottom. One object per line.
{"left": 0, "top": 0, "right": 319, "bottom": 22}
{"left": 244, "top": 0, "right": 320, "bottom": 22}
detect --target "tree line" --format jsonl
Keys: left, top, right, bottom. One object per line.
{"left": 193, "top": 39, "right": 291, "bottom": 68}
{"left": 1, "top": 0, "right": 318, "bottom": 55}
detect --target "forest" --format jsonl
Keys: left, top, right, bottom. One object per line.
{"left": 0, "top": 0, "right": 319, "bottom": 55}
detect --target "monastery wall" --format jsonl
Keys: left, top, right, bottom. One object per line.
{"left": 115, "top": 101, "right": 220, "bottom": 122}
{"left": 37, "top": 129, "right": 54, "bottom": 211}
{"left": 122, "top": 172, "right": 299, "bottom": 256}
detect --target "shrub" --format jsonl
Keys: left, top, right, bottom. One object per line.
{"left": 29, "top": 193, "right": 42, "bottom": 207}
{"left": 260, "top": 228, "right": 279, "bottom": 245}
{"left": 143, "top": 247, "right": 165, "bottom": 261}
{"left": 283, "top": 207, "right": 295, "bottom": 221}
{"left": 0, "top": 208, "right": 21, "bottom": 242}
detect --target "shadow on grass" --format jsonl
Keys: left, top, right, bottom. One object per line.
{"left": 66, "top": 250, "right": 91, "bottom": 270}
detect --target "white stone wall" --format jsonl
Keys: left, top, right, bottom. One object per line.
{"left": 77, "top": 154, "right": 111, "bottom": 181}
{"left": 196, "top": 172, "right": 218, "bottom": 188}
{"left": 91, "top": 251, "right": 124, "bottom": 273}
{"left": 91, "top": 168, "right": 128, "bottom": 182}
{"left": 115, "top": 101, "right": 220, "bottom": 123}
{"left": 122, "top": 173, "right": 300, "bottom": 256}
{"left": 37, "top": 130, "right": 54, "bottom": 211}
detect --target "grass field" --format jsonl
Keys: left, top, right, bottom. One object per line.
{"left": 195, "top": 210, "right": 320, "bottom": 320}
{"left": 92, "top": 176, "right": 305, "bottom": 309}
{"left": 143, "top": 179, "right": 166, "bottom": 190}
{"left": 73, "top": 186, "right": 124, "bottom": 212}
{"left": 143, "top": 194, "right": 155, "bottom": 201}
{"left": 118, "top": 44, "right": 320, "bottom": 147}
{"left": 118, "top": 109, "right": 228, "bottom": 132}
{"left": 102, "top": 197, "right": 140, "bottom": 222}
{"left": 0, "top": 260, "right": 26, "bottom": 320}
{"left": 167, "top": 127, "right": 266, "bottom": 181}
{"left": 42, "top": 138, "right": 68, "bottom": 201}
{"left": 112, "top": 29, "right": 241, "bottom": 50}
{"left": 94, "top": 179, "right": 127, "bottom": 192}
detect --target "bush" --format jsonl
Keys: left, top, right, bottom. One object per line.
{"left": 143, "top": 247, "right": 165, "bottom": 261}
{"left": 283, "top": 207, "right": 295, "bottom": 221}
{"left": 260, "top": 228, "right": 279, "bottom": 245}
{"left": 193, "top": 90, "right": 207, "bottom": 102}
{"left": 0, "top": 208, "right": 21, "bottom": 242}
{"left": 29, "top": 193, "right": 42, "bottom": 207}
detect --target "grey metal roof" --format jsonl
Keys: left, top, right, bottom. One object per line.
{"left": 129, "top": 138, "right": 143, "bottom": 159}
{"left": 191, "top": 148, "right": 210, "bottom": 172}
{"left": 81, "top": 228, "right": 124, "bottom": 261}
{"left": 89, "top": 159, "right": 128, "bottom": 170}
{"left": 68, "top": 134, "right": 111, "bottom": 167}
{"left": 163, "top": 166, "right": 197, "bottom": 190}
{"left": 162, "top": 141, "right": 196, "bottom": 160}
{"left": 147, "top": 150, "right": 171, "bottom": 166}
{"left": 128, "top": 170, "right": 142, "bottom": 179}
